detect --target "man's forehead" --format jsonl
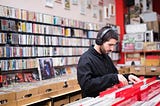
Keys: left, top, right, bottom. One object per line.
{"left": 108, "top": 39, "right": 117, "bottom": 44}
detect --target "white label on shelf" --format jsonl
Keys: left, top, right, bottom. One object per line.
{"left": 150, "top": 67, "right": 156, "bottom": 71}
{"left": 135, "top": 67, "right": 140, "bottom": 70}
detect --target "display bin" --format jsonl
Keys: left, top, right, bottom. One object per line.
{"left": 0, "top": 101, "right": 17, "bottom": 106}
{"left": 53, "top": 95, "right": 69, "bottom": 106}
{"left": 145, "top": 66, "right": 160, "bottom": 75}
{"left": 67, "top": 79, "right": 79, "bottom": 87}
{"left": 0, "top": 91, "right": 16, "bottom": 106}
{"left": 69, "top": 91, "right": 82, "bottom": 103}
{"left": 16, "top": 94, "right": 41, "bottom": 106}
{"left": 117, "top": 66, "right": 130, "bottom": 74}
{"left": 53, "top": 79, "right": 79, "bottom": 95}
{"left": 15, "top": 87, "right": 39, "bottom": 100}
{"left": 38, "top": 82, "right": 57, "bottom": 95}
{"left": 130, "top": 66, "right": 146, "bottom": 75}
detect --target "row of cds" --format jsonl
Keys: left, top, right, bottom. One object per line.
{"left": 0, "top": 19, "right": 98, "bottom": 38}
{"left": 0, "top": 33, "right": 93, "bottom": 46}
{"left": 0, "top": 46, "right": 88, "bottom": 57}
{"left": 0, "top": 5, "right": 104, "bottom": 30}
{"left": 0, "top": 57, "right": 79, "bottom": 71}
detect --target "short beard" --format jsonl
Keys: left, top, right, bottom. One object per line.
{"left": 100, "top": 45, "right": 111, "bottom": 54}
{"left": 100, "top": 45, "right": 106, "bottom": 54}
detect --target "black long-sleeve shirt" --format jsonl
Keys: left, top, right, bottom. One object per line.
{"left": 77, "top": 46, "right": 121, "bottom": 98}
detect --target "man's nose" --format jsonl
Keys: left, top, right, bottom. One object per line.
{"left": 110, "top": 46, "right": 114, "bottom": 51}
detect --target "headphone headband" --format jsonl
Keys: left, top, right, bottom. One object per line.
{"left": 95, "top": 28, "right": 112, "bottom": 45}
{"left": 99, "top": 28, "right": 112, "bottom": 39}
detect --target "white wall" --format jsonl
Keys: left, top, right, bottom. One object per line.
{"left": 104, "top": 0, "right": 116, "bottom": 25}
{"left": 0, "top": 0, "right": 115, "bottom": 25}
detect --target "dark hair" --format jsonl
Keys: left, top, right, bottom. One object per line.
{"left": 96, "top": 26, "right": 119, "bottom": 44}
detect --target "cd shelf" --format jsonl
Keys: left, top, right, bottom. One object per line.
{"left": 0, "top": 5, "right": 100, "bottom": 74}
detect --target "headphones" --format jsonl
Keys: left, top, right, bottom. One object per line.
{"left": 96, "top": 28, "right": 112, "bottom": 45}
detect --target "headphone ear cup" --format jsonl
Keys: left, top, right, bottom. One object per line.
{"left": 96, "top": 28, "right": 112, "bottom": 45}
{"left": 96, "top": 38, "right": 103, "bottom": 45}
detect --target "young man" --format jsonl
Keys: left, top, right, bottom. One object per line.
{"left": 77, "top": 26, "right": 141, "bottom": 98}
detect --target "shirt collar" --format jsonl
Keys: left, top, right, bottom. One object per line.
{"left": 89, "top": 45, "right": 106, "bottom": 58}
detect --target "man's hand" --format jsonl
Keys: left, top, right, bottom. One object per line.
{"left": 117, "top": 74, "right": 128, "bottom": 86}
{"left": 128, "top": 74, "right": 141, "bottom": 84}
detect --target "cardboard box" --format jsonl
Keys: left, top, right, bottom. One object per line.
{"left": 16, "top": 94, "right": 41, "bottom": 106}
{"left": 55, "top": 79, "right": 79, "bottom": 91}
{"left": 49, "top": 79, "right": 78, "bottom": 97}
{"left": 157, "top": 67, "right": 160, "bottom": 75}
{"left": 0, "top": 91, "right": 16, "bottom": 101}
{"left": 130, "top": 66, "right": 146, "bottom": 75}
{"left": 67, "top": 79, "right": 78, "bottom": 87}
{"left": 117, "top": 66, "right": 130, "bottom": 74}
{"left": 53, "top": 95, "right": 69, "bottom": 106}
{"left": 38, "top": 83, "right": 57, "bottom": 95}
{"left": 0, "top": 91, "right": 16, "bottom": 105}
{"left": 145, "top": 66, "right": 160, "bottom": 75}
{"left": 0, "top": 101, "right": 17, "bottom": 106}
{"left": 70, "top": 93, "right": 82, "bottom": 102}
{"left": 48, "top": 78, "right": 81, "bottom": 98}
{"left": 55, "top": 81, "right": 68, "bottom": 91}
{"left": 15, "top": 87, "right": 39, "bottom": 100}
{"left": 73, "top": 85, "right": 81, "bottom": 90}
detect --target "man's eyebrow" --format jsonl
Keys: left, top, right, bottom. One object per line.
{"left": 108, "top": 43, "right": 116, "bottom": 46}
{"left": 108, "top": 43, "right": 116, "bottom": 45}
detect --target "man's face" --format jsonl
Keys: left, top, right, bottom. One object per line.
{"left": 100, "top": 38, "right": 117, "bottom": 54}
